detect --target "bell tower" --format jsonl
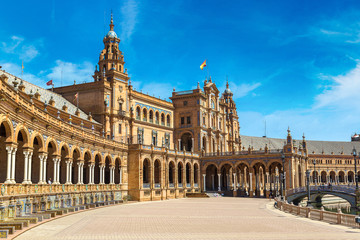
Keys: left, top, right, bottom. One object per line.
{"left": 93, "top": 13, "right": 128, "bottom": 82}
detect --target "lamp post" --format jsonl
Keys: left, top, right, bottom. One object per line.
{"left": 306, "top": 170, "right": 311, "bottom": 207}
{"left": 313, "top": 159, "right": 317, "bottom": 186}
{"left": 276, "top": 175, "right": 279, "bottom": 198}
{"left": 353, "top": 147, "right": 359, "bottom": 190}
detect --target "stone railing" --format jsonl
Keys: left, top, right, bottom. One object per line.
{"left": 0, "top": 183, "right": 126, "bottom": 197}
{"left": 286, "top": 185, "right": 356, "bottom": 196}
{"left": 275, "top": 199, "right": 360, "bottom": 228}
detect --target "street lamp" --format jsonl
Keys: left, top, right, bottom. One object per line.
{"left": 313, "top": 159, "right": 317, "bottom": 186}
{"left": 306, "top": 170, "right": 311, "bottom": 207}
{"left": 276, "top": 175, "right": 279, "bottom": 198}
{"left": 353, "top": 147, "right": 359, "bottom": 190}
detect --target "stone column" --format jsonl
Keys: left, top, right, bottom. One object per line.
{"left": 22, "top": 151, "right": 30, "bottom": 184}
{"left": 77, "top": 162, "right": 82, "bottom": 184}
{"left": 110, "top": 167, "right": 114, "bottom": 184}
{"left": 42, "top": 156, "right": 47, "bottom": 184}
{"left": 56, "top": 158, "right": 61, "bottom": 184}
{"left": 27, "top": 152, "right": 33, "bottom": 184}
{"left": 5, "top": 146, "right": 13, "bottom": 184}
{"left": 89, "top": 165, "right": 93, "bottom": 184}
{"left": 11, "top": 147, "right": 17, "bottom": 183}
{"left": 39, "top": 154, "right": 43, "bottom": 184}
{"left": 99, "top": 166, "right": 103, "bottom": 184}
{"left": 69, "top": 162, "right": 73, "bottom": 184}
{"left": 202, "top": 174, "right": 206, "bottom": 192}
{"left": 191, "top": 138, "right": 194, "bottom": 152}
{"left": 80, "top": 163, "right": 84, "bottom": 184}
{"left": 233, "top": 173, "right": 237, "bottom": 191}
{"left": 65, "top": 161, "right": 70, "bottom": 184}
{"left": 249, "top": 172, "right": 253, "bottom": 197}
{"left": 217, "top": 173, "right": 221, "bottom": 191}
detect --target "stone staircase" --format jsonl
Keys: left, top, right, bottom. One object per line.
{"left": 186, "top": 192, "right": 210, "bottom": 198}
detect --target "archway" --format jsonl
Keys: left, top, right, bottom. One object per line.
{"left": 94, "top": 154, "right": 101, "bottom": 184}
{"left": 45, "top": 141, "right": 57, "bottom": 184}
{"left": 180, "top": 133, "right": 192, "bottom": 152}
{"left": 339, "top": 171, "right": 345, "bottom": 183}
{"left": 143, "top": 158, "right": 150, "bottom": 187}
{"left": 114, "top": 158, "right": 121, "bottom": 184}
{"left": 83, "top": 151, "right": 91, "bottom": 184}
{"left": 154, "top": 159, "right": 161, "bottom": 188}
{"left": 312, "top": 171, "right": 319, "bottom": 184}
{"left": 31, "top": 135, "right": 43, "bottom": 184}
{"left": 59, "top": 146, "right": 69, "bottom": 184}
{"left": 168, "top": 161, "right": 175, "bottom": 186}
{"left": 348, "top": 171, "right": 354, "bottom": 183}
{"left": 202, "top": 136, "right": 207, "bottom": 152}
{"left": 104, "top": 156, "right": 111, "bottom": 184}
{"left": 178, "top": 162, "right": 183, "bottom": 186}
{"left": 193, "top": 163, "right": 199, "bottom": 186}
{"left": 72, "top": 148, "right": 81, "bottom": 184}
{"left": 205, "top": 164, "right": 218, "bottom": 191}
{"left": 186, "top": 162, "right": 191, "bottom": 187}
{"left": 330, "top": 171, "right": 336, "bottom": 183}
{"left": 321, "top": 171, "right": 327, "bottom": 183}
{"left": 220, "top": 164, "right": 232, "bottom": 191}
{"left": 15, "top": 129, "right": 28, "bottom": 183}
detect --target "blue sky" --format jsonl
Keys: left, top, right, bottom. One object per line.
{"left": 1, "top": 0, "right": 360, "bottom": 141}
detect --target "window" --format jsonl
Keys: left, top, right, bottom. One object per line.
{"left": 187, "top": 116, "right": 191, "bottom": 124}
{"left": 118, "top": 124, "right": 122, "bottom": 134}
{"left": 184, "top": 101, "right": 188, "bottom": 106}
{"left": 181, "top": 117, "right": 185, "bottom": 125}
{"left": 152, "top": 130, "right": 157, "bottom": 146}
{"left": 211, "top": 100, "right": 215, "bottom": 109}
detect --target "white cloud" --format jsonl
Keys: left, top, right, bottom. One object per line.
{"left": 1, "top": 35, "right": 40, "bottom": 62}
{"left": 46, "top": 60, "right": 94, "bottom": 86}
{"left": 314, "top": 61, "right": 360, "bottom": 110}
{"left": 120, "top": 0, "right": 139, "bottom": 41}
{"left": 228, "top": 82, "right": 261, "bottom": 99}
{"left": 0, "top": 62, "right": 43, "bottom": 86}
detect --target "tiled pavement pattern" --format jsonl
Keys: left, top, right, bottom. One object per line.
{"left": 15, "top": 198, "right": 360, "bottom": 240}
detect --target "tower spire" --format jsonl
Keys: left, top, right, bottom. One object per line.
{"left": 110, "top": 11, "right": 114, "bottom": 31}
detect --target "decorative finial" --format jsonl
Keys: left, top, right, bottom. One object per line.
{"left": 197, "top": 82, "right": 200, "bottom": 89}
{"left": 110, "top": 11, "right": 114, "bottom": 31}
{"left": 302, "top": 133, "right": 305, "bottom": 140}
{"left": 287, "top": 126, "right": 291, "bottom": 136}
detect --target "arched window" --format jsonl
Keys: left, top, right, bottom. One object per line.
{"left": 149, "top": 110, "right": 154, "bottom": 123}
{"left": 161, "top": 113, "right": 165, "bottom": 125}
{"left": 155, "top": 112, "right": 159, "bottom": 124}
{"left": 143, "top": 108, "right": 147, "bottom": 121}
{"left": 211, "top": 100, "right": 215, "bottom": 109}
{"left": 136, "top": 107, "right": 141, "bottom": 120}
{"left": 166, "top": 115, "right": 171, "bottom": 127}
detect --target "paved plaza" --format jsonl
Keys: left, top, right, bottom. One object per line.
{"left": 15, "top": 197, "right": 360, "bottom": 240}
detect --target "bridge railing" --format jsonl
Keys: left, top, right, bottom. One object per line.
{"left": 276, "top": 199, "right": 359, "bottom": 228}
{"left": 287, "top": 185, "right": 356, "bottom": 196}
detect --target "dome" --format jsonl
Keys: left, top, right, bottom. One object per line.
{"left": 224, "top": 87, "right": 232, "bottom": 94}
{"left": 106, "top": 30, "right": 117, "bottom": 38}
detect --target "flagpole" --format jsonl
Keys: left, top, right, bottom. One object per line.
{"left": 77, "top": 92, "right": 79, "bottom": 108}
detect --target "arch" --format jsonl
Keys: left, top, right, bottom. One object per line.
{"left": 161, "top": 113, "right": 165, "bottom": 125}
{"left": 166, "top": 114, "right": 171, "bottom": 127}
{"left": 0, "top": 120, "right": 13, "bottom": 183}
{"left": 330, "top": 171, "right": 336, "bottom": 183}
{"left": 193, "top": 163, "right": 199, "bottom": 185}
{"left": 83, "top": 151, "right": 92, "bottom": 184}
{"left": 14, "top": 128, "right": 30, "bottom": 183}
{"left": 205, "top": 164, "right": 218, "bottom": 191}
{"left": 143, "top": 158, "right": 151, "bottom": 187}
{"left": 155, "top": 111, "right": 160, "bottom": 124}
{"left": 202, "top": 136, "right": 207, "bottom": 152}
{"left": 338, "top": 171, "right": 345, "bottom": 183}
{"left": 45, "top": 140, "right": 57, "bottom": 183}
{"left": 312, "top": 171, "right": 319, "bottom": 184}
{"left": 71, "top": 147, "right": 81, "bottom": 184}
{"left": 136, "top": 106, "right": 141, "bottom": 120}
{"left": 178, "top": 162, "right": 184, "bottom": 185}
{"left": 168, "top": 161, "right": 175, "bottom": 185}
{"left": 0, "top": 118, "right": 14, "bottom": 142}
{"left": 45, "top": 138, "right": 58, "bottom": 154}
{"left": 320, "top": 171, "right": 327, "bottom": 183}
{"left": 220, "top": 163, "right": 233, "bottom": 191}
{"left": 29, "top": 132, "right": 45, "bottom": 151}
{"left": 149, "top": 110, "right": 154, "bottom": 123}
{"left": 114, "top": 157, "right": 121, "bottom": 184}
{"left": 186, "top": 162, "right": 191, "bottom": 187}
{"left": 142, "top": 108, "right": 148, "bottom": 122}
{"left": 347, "top": 171, "right": 354, "bottom": 183}
{"left": 154, "top": 159, "right": 161, "bottom": 187}
{"left": 31, "top": 134, "right": 44, "bottom": 184}
{"left": 180, "top": 132, "right": 192, "bottom": 152}
{"left": 59, "top": 145, "right": 70, "bottom": 184}
{"left": 104, "top": 155, "right": 111, "bottom": 184}
{"left": 94, "top": 154, "right": 101, "bottom": 184}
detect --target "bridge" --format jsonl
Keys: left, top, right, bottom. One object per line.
{"left": 286, "top": 185, "right": 358, "bottom": 208}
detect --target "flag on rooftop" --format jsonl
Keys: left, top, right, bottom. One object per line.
{"left": 200, "top": 60, "right": 207, "bottom": 70}
{"left": 46, "top": 80, "right": 53, "bottom": 86}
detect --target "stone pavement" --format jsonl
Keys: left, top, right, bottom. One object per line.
{"left": 14, "top": 198, "right": 360, "bottom": 240}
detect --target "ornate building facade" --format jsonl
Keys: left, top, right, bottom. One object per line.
{"left": 0, "top": 15, "right": 359, "bottom": 223}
